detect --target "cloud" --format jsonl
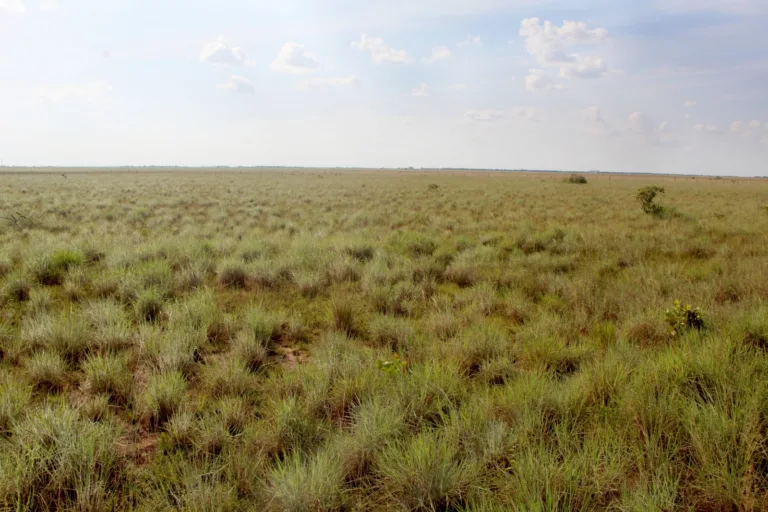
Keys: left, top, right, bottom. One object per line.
{"left": 422, "top": 46, "right": 451, "bottom": 63}
{"left": 411, "top": 83, "right": 430, "bottom": 97}
{"left": 298, "top": 75, "right": 360, "bottom": 90}
{"left": 352, "top": 34, "right": 413, "bottom": 64}
{"left": 218, "top": 75, "right": 255, "bottom": 94}
{"left": 730, "top": 119, "right": 767, "bottom": 140}
{"left": 454, "top": 83, "right": 467, "bottom": 90}
{"left": 36, "top": 80, "right": 112, "bottom": 103}
{"left": 465, "top": 109, "right": 505, "bottom": 122}
{"left": 524, "top": 68, "right": 562, "bottom": 91}
{"left": 519, "top": 18, "right": 609, "bottom": 85}
{"left": 694, "top": 123, "right": 720, "bottom": 134}
{"left": 684, "top": 100, "right": 697, "bottom": 108}
{"left": 457, "top": 35, "right": 482, "bottom": 47}
{"left": 200, "top": 36, "right": 249, "bottom": 66}
{"left": 271, "top": 42, "right": 321, "bottom": 74}
{"left": 0, "top": 0, "right": 25, "bottom": 12}
{"left": 560, "top": 56, "right": 607, "bottom": 78}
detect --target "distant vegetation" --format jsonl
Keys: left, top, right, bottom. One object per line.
{"left": 566, "top": 173, "right": 588, "bottom": 184}
{"left": 0, "top": 170, "right": 767, "bottom": 510}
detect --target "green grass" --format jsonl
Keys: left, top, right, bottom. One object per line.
{"left": 0, "top": 169, "right": 767, "bottom": 509}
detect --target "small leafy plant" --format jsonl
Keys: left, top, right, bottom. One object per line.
{"left": 376, "top": 354, "right": 407, "bottom": 375}
{"left": 665, "top": 299, "right": 705, "bottom": 337}
{"left": 636, "top": 186, "right": 666, "bottom": 216}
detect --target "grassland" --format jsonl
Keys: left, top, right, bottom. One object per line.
{"left": 0, "top": 169, "right": 767, "bottom": 511}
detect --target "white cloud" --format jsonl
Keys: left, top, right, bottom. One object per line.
{"left": 694, "top": 123, "right": 720, "bottom": 134}
{"left": 454, "top": 84, "right": 467, "bottom": 90}
{"left": 352, "top": 34, "right": 413, "bottom": 64}
{"left": 423, "top": 46, "right": 452, "bottom": 63}
{"left": 218, "top": 75, "right": 255, "bottom": 94}
{"left": 0, "top": 0, "right": 25, "bottom": 12}
{"left": 36, "top": 80, "right": 112, "bottom": 103}
{"left": 271, "top": 42, "right": 321, "bottom": 74}
{"left": 524, "top": 69, "right": 561, "bottom": 91}
{"left": 684, "top": 100, "right": 697, "bottom": 108}
{"left": 748, "top": 119, "right": 763, "bottom": 130}
{"left": 411, "top": 83, "right": 430, "bottom": 97}
{"left": 457, "top": 35, "right": 482, "bottom": 47}
{"left": 200, "top": 36, "right": 248, "bottom": 67}
{"left": 298, "top": 75, "right": 360, "bottom": 90}
{"left": 730, "top": 120, "right": 744, "bottom": 133}
{"left": 519, "top": 18, "right": 609, "bottom": 83}
{"left": 560, "top": 55, "right": 607, "bottom": 78}
{"left": 465, "top": 109, "right": 505, "bottom": 122}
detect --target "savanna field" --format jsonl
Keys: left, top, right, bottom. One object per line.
{"left": 1, "top": 169, "right": 768, "bottom": 511}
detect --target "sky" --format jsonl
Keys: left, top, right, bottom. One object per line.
{"left": 1, "top": 0, "right": 767, "bottom": 175}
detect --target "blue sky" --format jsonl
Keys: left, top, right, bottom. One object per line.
{"left": 1, "top": 0, "right": 767, "bottom": 175}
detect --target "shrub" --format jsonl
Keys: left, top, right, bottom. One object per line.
{"left": 566, "top": 173, "right": 588, "bottom": 184}
{"left": 665, "top": 299, "right": 705, "bottom": 337}
{"left": 636, "top": 186, "right": 666, "bottom": 216}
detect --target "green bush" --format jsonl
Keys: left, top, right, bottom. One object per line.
{"left": 566, "top": 173, "right": 588, "bottom": 184}
{"left": 665, "top": 299, "right": 705, "bottom": 337}
{"left": 636, "top": 186, "right": 666, "bottom": 216}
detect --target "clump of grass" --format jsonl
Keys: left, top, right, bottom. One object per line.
{"left": 375, "top": 433, "right": 473, "bottom": 511}
{"left": 1, "top": 274, "right": 30, "bottom": 303}
{"left": 0, "top": 404, "right": 121, "bottom": 510}
{"left": 22, "top": 311, "right": 93, "bottom": 363}
{"left": 81, "top": 352, "right": 133, "bottom": 403}
{"left": 0, "top": 373, "right": 32, "bottom": 434}
{"left": 139, "top": 371, "right": 187, "bottom": 428}
{"left": 330, "top": 296, "right": 366, "bottom": 337}
{"left": 268, "top": 448, "right": 346, "bottom": 512}
{"left": 135, "top": 287, "right": 165, "bottom": 323}
{"left": 199, "top": 356, "right": 255, "bottom": 398}
{"left": 27, "top": 249, "right": 84, "bottom": 286}
{"left": 217, "top": 260, "right": 249, "bottom": 289}
{"left": 25, "top": 351, "right": 69, "bottom": 392}
{"left": 233, "top": 329, "right": 269, "bottom": 372}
